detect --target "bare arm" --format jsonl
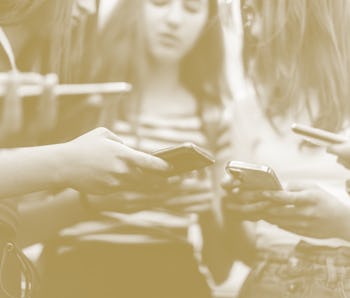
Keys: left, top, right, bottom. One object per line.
{"left": 0, "top": 127, "right": 170, "bottom": 199}
{"left": 328, "top": 141, "right": 350, "bottom": 169}
{"left": 17, "top": 189, "right": 87, "bottom": 247}
{"left": 0, "top": 144, "right": 70, "bottom": 198}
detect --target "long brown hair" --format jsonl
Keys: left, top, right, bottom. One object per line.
{"left": 96, "top": 0, "right": 229, "bottom": 107}
{"left": 0, "top": 0, "right": 47, "bottom": 25}
{"left": 242, "top": 0, "right": 350, "bottom": 132}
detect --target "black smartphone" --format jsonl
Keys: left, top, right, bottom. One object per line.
{"left": 153, "top": 143, "right": 215, "bottom": 176}
{"left": 291, "top": 123, "right": 347, "bottom": 146}
{"left": 226, "top": 160, "right": 283, "bottom": 191}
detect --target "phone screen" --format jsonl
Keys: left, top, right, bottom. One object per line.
{"left": 153, "top": 143, "right": 215, "bottom": 176}
{"left": 226, "top": 161, "right": 283, "bottom": 191}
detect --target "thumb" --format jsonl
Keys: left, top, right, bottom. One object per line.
{"left": 284, "top": 181, "right": 316, "bottom": 192}
{"left": 126, "top": 148, "right": 171, "bottom": 172}
{"left": 336, "top": 157, "right": 350, "bottom": 169}
{"left": 327, "top": 142, "right": 350, "bottom": 159}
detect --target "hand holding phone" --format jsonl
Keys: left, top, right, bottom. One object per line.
{"left": 153, "top": 143, "right": 215, "bottom": 177}
{"left": 225, "top": 161, "right": 282, "bottom": 191}
{"left": 327, "top": 142, "right": 350, "bottom": 169}
{"left": 291, "top": 123, "right": 348, "bottom": 147}
{"left": 223, "top": 161, "right": 282, "bottom": 219}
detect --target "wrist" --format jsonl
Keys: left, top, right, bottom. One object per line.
{"left": 53, "top": 142, "right": 77, "bottom": 189}
{"left": 338, "top": 210, "right": 350, "bottom": 242}
{"left": 33, "top": 143, "right": 71, "bottom": 190}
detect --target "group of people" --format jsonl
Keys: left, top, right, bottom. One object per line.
{"left": 1, "top": 0, "right": 350, "bottom": 297}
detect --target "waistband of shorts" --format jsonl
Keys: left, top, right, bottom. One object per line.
{"left": 257, "top": 241, "right": 350, "bottom": 267}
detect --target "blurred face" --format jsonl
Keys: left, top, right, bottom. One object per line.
{"left": 72, "top": 0, "right": 97, "bottom": 26}
{"left": 241, "top": 0, "right": 262, "bottom": 39}
{"left": 143, "top": 0, "right": 209, "bottom": 64}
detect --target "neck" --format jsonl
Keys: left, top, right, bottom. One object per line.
{"left": 144, "top": 60, "right": 181, "bottom": 96}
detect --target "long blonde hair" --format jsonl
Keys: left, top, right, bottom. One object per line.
{"left": 0, "top": 0, "right": 47, "bottom": 25}
{"left": 97, "top": 0, "right": 229, "bottom": 106}
{"left": 14, "top": 0, "right": 75, "bottom": 82}
{"left": 243, "top": 0, "right": 350, "bottom": 131}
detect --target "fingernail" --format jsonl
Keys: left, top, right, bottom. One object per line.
{"left": 232, "top": 188, "right": 240, "bottom": 194}
{"left": 167, "top": 164, "right": 174, "bottom": 172}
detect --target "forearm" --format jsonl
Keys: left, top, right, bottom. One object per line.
{"left": 337, "top": 207, "right": 350, "bottom": 242}
{"left": 17, "top": 188, "right": 89, "bottom": 247}
{"left": 0, "top": 144, "right": 69, "bottom": 198}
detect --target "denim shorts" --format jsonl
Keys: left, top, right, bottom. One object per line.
{"left": 238, "top": 241, "right": 350, "bottom": 298}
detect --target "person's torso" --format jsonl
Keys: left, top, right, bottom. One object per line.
{"left": 232, "top": 96, "right": 350, "bottom": 249}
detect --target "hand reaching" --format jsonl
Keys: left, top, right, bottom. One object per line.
{"left": 59, "top": 127, "right": 171, "bottom": 195}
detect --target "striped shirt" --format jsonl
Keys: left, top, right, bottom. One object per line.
{"left": 104, "top": 100, "right": 233, "bottom": 243}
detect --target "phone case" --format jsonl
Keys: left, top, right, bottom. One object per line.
{"left": 153, "top": 143, "right": 215, "bottom": 176}
{"left": 226, "top": 161, "right": 282, "bottom": 191}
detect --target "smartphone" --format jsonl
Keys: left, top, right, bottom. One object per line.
{"left": 0, "top": 82, "right": 132, "bottom": 98}
{"left": 226, "top": 161, "right": 283, "bottom": 191}
{"left": 153, "top": 143, "right": 215, "bottom": 176}
{"left": 291, "top": 123, "right": 348, "bottom": 146}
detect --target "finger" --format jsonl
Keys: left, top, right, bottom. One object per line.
{"left": 261, "top": 190, "right": 314, "bottom": 205}
{"left": 221, "top": 174, "right": 232, "bottom": 186}
{"left": 104, "top": 173, "right": 151, "bottom": 193}
{"left": 336, "top": 157, "right": 350, "bottom": 169}
{"left": 125, "top": 147, "right": 172, "bottom": 172}
{"left": 264, "top": 205, "right": 304, "bottom": 217}
{"left": 284, "top": 181, "right": 317, "bottom": 191}
{"left": 221, "top": 176, "right": 241, "bottom": 190}
{"left": 165, "top": 192, "right": 212, "bottom": 207}
{"left": 262, "top": 215, "right": 309, "bottom": 232}
{"left": 138, "top": 170, "right": 169, "bottom": 188}
{"left": 90, "top": 169, "right": 161, "bottom": 194}
{"left": 167, "top": 176, "right": 182, "bottom": 185}
{"left": 180, "top": 176, "right": 211, "bottom": 187}
{"left": 225, "top": 201, "right": 271, "bottom": 213}
{"left": 175, "top": 179, "right": 212, "bottom": 194}
{"left": 89, "top": 191, "right": 153, "bottom": 211}
{"left": 113, "top": 191, "right": 151, "bottom": 202}
{"left": 327, "top": 142, "right": 350, "bottom": 160}
{"left": 266, "top": 220, "right": 308, "bottom": 235}
{"left": 225, "top": 190, "right": 265, "bottom": 204}
{"left": 183, "top": 203, "right": 212, "bottom": 213}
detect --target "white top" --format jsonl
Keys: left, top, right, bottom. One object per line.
{"left": 231, "top": 94, "right": 350, "bottom": 250}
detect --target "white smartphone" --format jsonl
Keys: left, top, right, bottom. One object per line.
{"left": 226, "top": 161, "right": 283, "bottom": 191}
{"left": 153, "top": 143, "right": 215, "bottom": 176}
{"left": 0, "top": 82, "right": 132, "bottom": 98}
{"left": 291, "top": 123, "right": 348, "bottom": 146}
